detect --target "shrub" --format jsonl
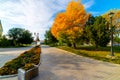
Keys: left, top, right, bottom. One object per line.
{"left": 22, "top": 63, "right": 34, "bottom": 71}
{"left": 0, "top": 45, "right": 41, "bottom": 75}
{"left": 0, "top": 36, "right": 13, "bottom": 47}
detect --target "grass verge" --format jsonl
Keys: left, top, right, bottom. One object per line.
{"left": 57, "top": 46, "right": 120, "bottom": 64}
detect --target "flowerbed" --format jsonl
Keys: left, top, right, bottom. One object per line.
{"left": 0, "top": 45, "right": 41, "bottom": 75}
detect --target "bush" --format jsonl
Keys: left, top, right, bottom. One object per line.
{"left": 0, "top": 36, "right": 13, "bottom": 47}
{"left": 0, "top": 64, "right": 18, "bottom": 75}
{"left": 23, "top": 63, "right": 34, "bottom": 71}
{"left": 0, "top": 45, "right": 41, "bottom": 75}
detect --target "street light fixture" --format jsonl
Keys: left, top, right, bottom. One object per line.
{"left": 108, "top": 12, "right": 115, "bottom": 56}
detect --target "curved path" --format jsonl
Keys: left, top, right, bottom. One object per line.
{"left": 1, "top": 45, "right": 120, "bottom": 80}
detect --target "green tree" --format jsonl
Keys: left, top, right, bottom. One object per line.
{"left": 8, "top": 28, "right": 23, "bottom": 45}
{"left": 17, "top": 30, "right": 33, "bottom": 45}
{"left": 86, "top": 16, "right": 110, "bottom": 48}
{"left": 8, "top": 28, "right": 33, "bottom": 46}
{"left": 44, "top": 29, "right": 58, "bottom": 45}
{"left": 83, "top": 15, "right": 95, "bottom": 44}
{"left": 58, "top": 31, "right": 72, "bottom": 47}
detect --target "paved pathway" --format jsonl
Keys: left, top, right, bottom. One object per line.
{"left": 1, "top": 45, "right": 120, "bottom": 80}
{"left": 33, "top": 45, "right": 120, "bottom": 80}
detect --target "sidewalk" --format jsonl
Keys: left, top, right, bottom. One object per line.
{"left": 34, "top": 45, "right": 120, "bottom": 80}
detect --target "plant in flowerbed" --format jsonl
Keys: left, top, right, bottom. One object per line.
{"left": 18, "top": 63, "right": 39, "bottom": 80}
{"left": 22, "top": 63, "right": 35, "bottom": 71}
{"left": 0, "top": 45, "right": 41, "bottom": 76}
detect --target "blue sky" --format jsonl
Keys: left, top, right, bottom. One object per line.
{"left": 0, "top": 0, "right": 120, "bottom": 40}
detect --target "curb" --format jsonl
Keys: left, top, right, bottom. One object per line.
{"left": 0, "top": 74, "right": 17, "bottom": 79}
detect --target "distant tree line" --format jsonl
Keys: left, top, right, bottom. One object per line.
{"left": 0, "top": 28, "right": 33, "bottom": 47}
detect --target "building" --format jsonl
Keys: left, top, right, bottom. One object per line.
{"left": 0, "top": 20, "right": 3, "bottom": 37}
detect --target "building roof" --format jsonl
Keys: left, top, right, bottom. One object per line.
{"left": 0, "top": 20, "right": 3, "bottom": 36}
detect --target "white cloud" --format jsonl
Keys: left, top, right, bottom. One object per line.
{"left": 83, "top": 0, "right": 94, "bottom": 9}
{"left": 0, "top": 0, "right": 69, "bottom": 39}
{"left": 0, "top": 0, "right": 94, "bottom": 39}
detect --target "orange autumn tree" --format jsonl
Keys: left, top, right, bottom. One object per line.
{"left": 51, "top": 12, "right": 67, "bottom": 38}
{"left": 51, "top": 0, "right": 89, "bottom": 48}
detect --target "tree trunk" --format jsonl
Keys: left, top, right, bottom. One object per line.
{"left": 95, "top": 43, "right": 98, "bottom": 49}
{"left": 73, "top": 42, "right": 77, "bottom": 49}
{"left": 67, "top": 42, "right": 72, "bottom": 47}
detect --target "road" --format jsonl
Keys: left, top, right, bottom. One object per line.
{"left": 1, "top": 45, "right": 120, "bottom": 80}
{"left": 0, "top": 46, "right": 32, "bottom": 68}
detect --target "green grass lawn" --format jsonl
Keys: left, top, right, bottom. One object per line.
{"left": 57, "top": 46, "right": 120, "bottom": 64}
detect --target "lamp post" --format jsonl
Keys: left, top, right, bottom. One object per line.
{"left": 109, "top": 12, "right": 115, "bottom": 56}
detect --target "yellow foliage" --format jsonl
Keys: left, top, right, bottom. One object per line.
{"left": 102, "top": 10, "right": 120, "bottom": 28}
{"left": 51, "top": 1, "right": 89, "bottom": 40}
